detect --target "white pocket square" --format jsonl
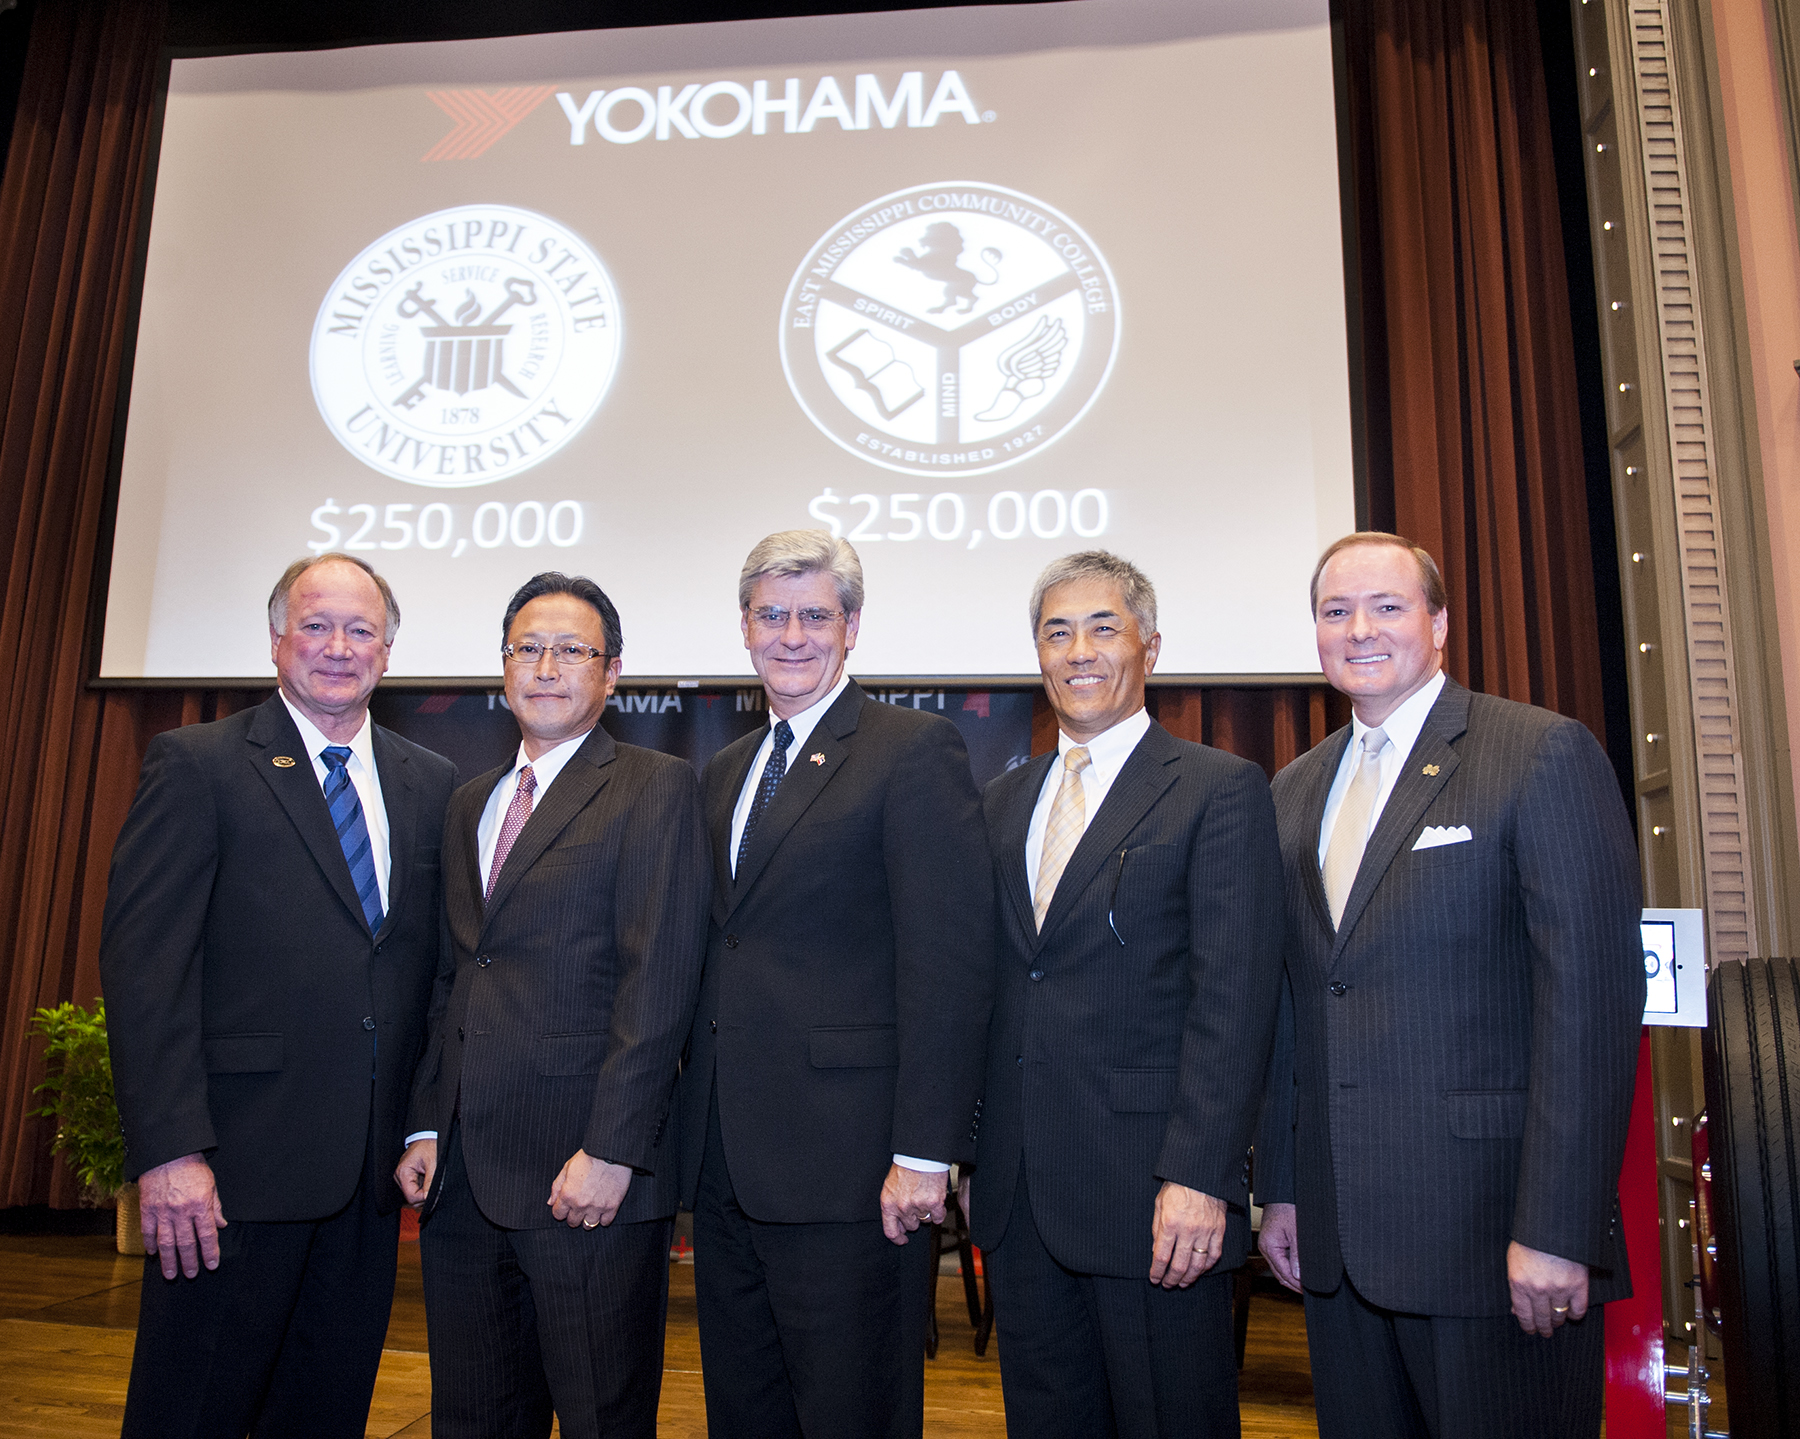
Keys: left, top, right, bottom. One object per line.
{"left": 1413, "top": 825, "right": 1473, "bottom": 850}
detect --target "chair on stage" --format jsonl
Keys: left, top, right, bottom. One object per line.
{"left": 927, "top": 1172, "right": 994, "bottom": 1357}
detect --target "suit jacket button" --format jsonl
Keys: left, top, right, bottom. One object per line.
{"left": 1017, "top": 1055, "right": 1024, "bottom": 1065}
{"left": 725, "top": 935, "right": 740, "bottom": 949}
{"left": 711, "top": 1019, "right": 718, "bottom": 1034}
{"left": 362, "top": 1016, "right": 376, "bottom": 1031}
{"left": 1328, "top": 981, "right": 1347, "bottom": 996}
{"left": 457, "top": 1027, "right": 465, "bottom": 1041}
{"left": 477, "top": 955, "right": 492, "bottom": 967}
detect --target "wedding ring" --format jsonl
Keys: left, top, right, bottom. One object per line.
{"left": 1552, "top": 1305, "right": 1569, "bottom": 1314}
{"left": 583, "top": 1218, "right": 598, "bottom": 1229}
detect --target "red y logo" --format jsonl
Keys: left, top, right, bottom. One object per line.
{"left": 421, "top": 87, "right": 556, "bottom": 161}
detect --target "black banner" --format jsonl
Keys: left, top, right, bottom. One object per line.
{"left": 370, "top": 686, "right": 1035, "bottom": 788}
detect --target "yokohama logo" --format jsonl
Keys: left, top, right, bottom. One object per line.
{"left": 421, "top": 87, "right": 556, "bottom": 161}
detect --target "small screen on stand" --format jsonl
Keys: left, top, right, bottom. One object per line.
{"left": 1641, "top": 918, "right": 1678, "bottom": 1015}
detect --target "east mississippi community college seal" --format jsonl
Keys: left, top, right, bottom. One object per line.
{"left": 780, "top": 182, "right": 1119, "bottom": 479}
{"left": 311, "top": 204, "right": 620, "bottom": 487}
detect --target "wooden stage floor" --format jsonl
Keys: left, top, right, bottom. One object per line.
{"left": 0, "top": 1230, "right": 1322, "bottom": 1437}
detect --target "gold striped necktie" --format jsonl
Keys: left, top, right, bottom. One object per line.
{"left": 1034, "top": 746, "right": 1093, "bottom": 930}
{"left": 1322, "top": 726, "right": 1388, "bottom": 927}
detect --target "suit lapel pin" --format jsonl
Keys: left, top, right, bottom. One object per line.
{"left": 809, "top": 752, "right": 826, "bottom": 766}
{"left": 1422, "top": 764, "right": 1440, "bottom": 776}
{"left": 272, "top": 755, "right": 297, "bottom": 768}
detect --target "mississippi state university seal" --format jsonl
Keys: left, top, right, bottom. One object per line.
{"left": 779, "top": 182, "right": 1119, "bottom": 478}
{"left": 310, "top": 204, "right": 620, "bottom": 487}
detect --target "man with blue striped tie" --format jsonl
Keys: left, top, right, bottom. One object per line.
{"left": 100, "top": 552, "right": 457, "bottom": 1439}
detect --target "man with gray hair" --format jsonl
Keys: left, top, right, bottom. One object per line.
{"left": 101, "top": 553, "right": 456, "bottom": 1438}
{"left": 677, "top": 528, "right": 996, "bottom": 1437}
{"left": 965, "top": 549, "right": 1284, "bottom": 1438}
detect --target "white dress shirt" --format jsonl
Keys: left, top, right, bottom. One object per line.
{"left": 729, "top": 674, "right": 946, "bottom": 1176}
{"left": 281, "top": 694, "right": 390, "bottom": 911}
{"left": 1024, "top": 707, "right": 1153, "bottom": 892}
{"left": 1316, "top": 670, "right": 1447, "bottom": 865}
{"left": 728, "top": 672, "right": 850, "bottom": 878}
{"left": 477, "top": 729, "right": 595, "bottom": 890}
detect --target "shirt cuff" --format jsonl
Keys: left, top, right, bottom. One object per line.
{"left": 892, "top": 1154, "right": 950, "bottom": 1173}
{"left": 404, "top": 1131, "right": 438, "bottom": 1146}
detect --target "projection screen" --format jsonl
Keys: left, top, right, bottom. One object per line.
{"left": 98, "top": 0, "right": 1355, "bottom": 682}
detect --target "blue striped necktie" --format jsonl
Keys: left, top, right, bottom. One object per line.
{"left": 320, "top": 745, "right": 384, "bottom": 933}
{"left": 736, "top": 719, "right": 793, "bottom": 874}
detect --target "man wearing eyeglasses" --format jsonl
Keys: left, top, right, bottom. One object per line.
{"left": 395, "top": 572, "right": 709, "bottom": 1439}
{"left": 102, "top": 553, "right": 456, "bottom": 1439}
{"left": 677, "top": 529, "right": 995, "bottom": 1437}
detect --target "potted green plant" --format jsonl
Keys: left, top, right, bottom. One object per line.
{"left": 29, "top": 999, "right": 138, "bottom": 1254}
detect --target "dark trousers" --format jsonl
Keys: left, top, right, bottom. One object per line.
{"left": 984, "top": 1170, "right": 1240, "bottom": 1439}
{"left": 1304, "top": 1272, "right": 1606, "bottom": 1439}
{"left": 691, "top": 1086, "right": 931, "bottom": 1439}
{"left": 121, "top": 1123, "right": 399, "bottom": 1439}
{"left": 418, "top": 1123, "right": 672, "bottom": 1439}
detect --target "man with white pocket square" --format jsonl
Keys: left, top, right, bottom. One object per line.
{"left": 1254, "top": 532, "right": 1644, "bottom": 1439}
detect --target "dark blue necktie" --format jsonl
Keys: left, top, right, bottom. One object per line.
{"left": 736, "top": 720, "right": 794, "bottom": 874}
{"left": 320, "top": 745, "right": 385, "bottom": 933}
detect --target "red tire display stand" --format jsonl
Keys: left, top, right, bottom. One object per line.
{"left": 1604, "top": 1028, "right": 1665, "bottom": 1437}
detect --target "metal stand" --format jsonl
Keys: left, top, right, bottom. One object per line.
{"left": 1664, "top": 1112, "right": 1726, "bottom": 1437}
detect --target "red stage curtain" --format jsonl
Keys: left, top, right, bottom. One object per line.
{"left": 0, "top": 0, "right": 168, "bottom": 1207}
{"left": 1346, "top": 0, "right": 1606, "bottom": 734}
{"left": 0, "top": 0, "right": 1606, "bottom": 1206}
{"left": 1032, "top": 688, "right": 1348, "bottom": 775}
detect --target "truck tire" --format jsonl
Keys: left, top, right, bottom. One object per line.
{"left": 1702, "top": 957, "right": 1800, "bottom": 1439}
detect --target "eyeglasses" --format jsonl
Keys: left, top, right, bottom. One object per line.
{"left": 748, "top": 606, "right": 845, "bottom": 631}
{"left": 501, "top": 642, "right": 610, "bottom": 665}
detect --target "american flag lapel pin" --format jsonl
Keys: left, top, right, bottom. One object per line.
{"left": 810, "top": 752, "right": 826, "bottom": 766}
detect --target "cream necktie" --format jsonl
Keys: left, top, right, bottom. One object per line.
{"left": 1322, "top": 727, "right": 1389, "bottom": 928}
{"left": 1034, "top": 746, "right": 1093, "bottom": 930}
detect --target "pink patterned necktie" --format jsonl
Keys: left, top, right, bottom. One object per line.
{"left": 485, "top": 764, "right": 536, "bottom": 904}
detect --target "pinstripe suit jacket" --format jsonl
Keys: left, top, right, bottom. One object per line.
{"left": 408, "top": 726, "right": 710, "bottom": 1230}
{"left": 1255, "top": 679, "right": 1644, "bottom": 1316}
{"left": 969, "top": 720, "right": 1285, "bottom": 1277}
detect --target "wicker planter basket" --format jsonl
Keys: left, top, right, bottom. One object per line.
{"left": 114, "top": 1182, "right": 145, "bottom": 1256}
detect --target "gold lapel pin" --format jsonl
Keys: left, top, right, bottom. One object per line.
{"left": 272, "top": 755, "right": 297, "bottom": 768}
{"left": 810, "top": 752, "right": 826, "bottom": 766}
{"left": 1422, "top": 764, "right": 1440, "bottom": 776}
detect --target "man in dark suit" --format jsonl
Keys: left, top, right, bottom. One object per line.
{"left": 394, "top": 572, "right": 709, "bottom": 1439}
{"left": 966, "top": 550, "right": 1284, "bottom": 1439}
{"left": 1255, "top": 532, "right": 1645, "bottom": 1439}
{"left": 100, "top": 552, "right": 456, "bottom": 1439}
{"left": 676, "top": 529, "right": 995, "bottom": 1438}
